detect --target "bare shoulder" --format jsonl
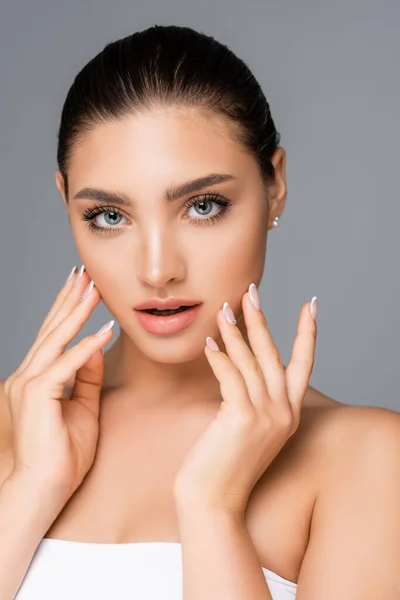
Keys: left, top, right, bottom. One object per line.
{"left": 304, "top": 399, "right": 400, "bottom": 492}
{"left": 284, "top": 388, "right": 400, "bottom": 493}
{"left": 301, "top": 385, "right": 400, "bottom": 435}
{"left": 293, "top": 402, "right": 400, "bottom": 596}
{"left": 312, "top": 400, "right": 400, "bottom": 445}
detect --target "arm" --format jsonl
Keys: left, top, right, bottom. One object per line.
{"left": 176, "top": 503, "right": 273, "bottom": 600}
{"left": 296, "top": 406, "right": 400, "bottom": 599}
{"left": 176, "top": 407, "right": 400, "bottom": 600}
{"left": 0, "top": 380, "right": 65, "bottom": 598}
{"left": 0, "top": 473, "right": 67, "bottom": 600}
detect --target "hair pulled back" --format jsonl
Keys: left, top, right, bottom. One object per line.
{"left": 56, "top": 24, "right": 281, "bottom": 200}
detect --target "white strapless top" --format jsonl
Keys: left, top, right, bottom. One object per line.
{"left": 15, "top": 539, "right": 297, "bottom": 599}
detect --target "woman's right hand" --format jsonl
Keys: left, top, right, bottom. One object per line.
{"left": 4, "top": 265, "right": 115, "bottom": 501}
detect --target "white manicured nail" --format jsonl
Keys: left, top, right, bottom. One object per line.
{"left": 223, "top": 302, "right": 236, "bottom": 325}
{"left": 74, "top": 264, "right": 86, "bottom": 286}
{"left": 81, "top": 280, "right": 95, "bottom": 301}
{"left": 206, "top": 336, "right": 219, "bottom": 351}
{"left": 95, "top": 320, "right": 115, "bottom": 336}
{"left": 66, "top": 265, "right": 78, "bottom": 285}
{"left": 310, "top": 296, "right": 318, "bottom": 320}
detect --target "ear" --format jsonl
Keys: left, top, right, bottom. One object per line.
{"left": 55, "top": 170, "right": 68, "bottom": 211}
{"left": 267, "top": 147, "right": 287, "bottom": 230}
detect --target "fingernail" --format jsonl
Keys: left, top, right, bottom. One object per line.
{"left": 95, "top": 320, "right": 115, "bottom": 336}
{"left": 66, "top": 265, "right": 77, "bottom": 285}
{"left": 74, "top": 264, "right": 85, "bottom": 286}
{"left": 81, "top": 280, "right": 95, "bottom": 301}
{"left": 310, "top": 296, "right": 318, "bottom": 320}
{"left": 206, "top": 336, "right": 219, "bottom": 351}
{"left": 223, "top": 301, "right": 236, "bottom": 325}
{"left": 248, "top": 283, "right": 260, "bottom": 310}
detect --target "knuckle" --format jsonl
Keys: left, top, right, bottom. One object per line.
{"left": 246, "top": 357, "right": 263, "bottom": 376}
{"left": 291, "top": 413, "right": 301, "bottom": 433}
{"left": 74, "top": 371, "right": 95, "bottom": 389}
{"left": 4, "top": 376, "right": 13, "bottom": 397}
{"left": 21, "top": 376, "right": 42, "bottom": 397}
{"left": 260, "top": 410, "right": 273, "bottom": 429}
{"left": 277, "top": 408, "right": 294, "bottom": 431}
{"left": 7, "top": 375, "right": 24, "bottom": 400}
{"left": 236, "top": 409, "right": 256, "bottom": 429}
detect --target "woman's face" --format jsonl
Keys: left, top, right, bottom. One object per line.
{"left": 56, "top": 108, "right": 285, "bottom": 363}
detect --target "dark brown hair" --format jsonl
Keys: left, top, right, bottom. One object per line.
{"left": 57, "top": 24, "right": 281, "bottom": 200}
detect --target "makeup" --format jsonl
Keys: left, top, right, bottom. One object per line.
{"left": 134, "top": 304, "right": 202, "bottom": 334}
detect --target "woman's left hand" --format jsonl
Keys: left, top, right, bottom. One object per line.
{"left": 173, "top": 285, "right": 318, "bottom": 516}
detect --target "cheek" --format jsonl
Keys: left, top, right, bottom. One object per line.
{"left": 73, "top": 240, "right": 123, "bottom": 293}
{"left": 193, "top": 218, "right": 267, "bottom": 293}
{"left": 71, "top": 218, "right": 129, "bottom": 277}
{"left": 232, "top": 221, "right": 267, "bottom": 268}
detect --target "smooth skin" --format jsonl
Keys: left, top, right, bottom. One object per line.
{"left": 3, "top": 266, "right": 114, "bottom": 499}
{"left": 0, "top": 107, "right": 399, "bottom": 598}
{"left": 173, "top": 291, "right": 317, "bottom": 513}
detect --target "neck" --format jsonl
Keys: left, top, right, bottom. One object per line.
{"left": 101, "top": 315, "right": 315, "bottom": 411}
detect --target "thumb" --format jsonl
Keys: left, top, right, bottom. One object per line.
{"left": 70, "top": 349, "right": 104, "bottom": 419}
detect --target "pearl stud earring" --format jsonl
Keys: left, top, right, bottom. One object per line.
{"left": 272, "top": 216, "right": 280, "bottom": 228}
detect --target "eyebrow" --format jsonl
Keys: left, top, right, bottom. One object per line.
{"left": 72, "top": 173, "right": 237, "bottom": 207}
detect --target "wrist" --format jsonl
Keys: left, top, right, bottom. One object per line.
{"left": 5, "top": 469, "right": 71, "bottom": 509}
{"left": 0, "top": 472, "right": 67, "bottom": 536}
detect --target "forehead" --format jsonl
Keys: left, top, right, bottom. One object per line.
{"left": 67, "top": 109, "right": 257, "bottom": 191}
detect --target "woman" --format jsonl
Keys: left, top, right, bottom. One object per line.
{"left": 0, "top": 24, "right": 399, "bottom": 600}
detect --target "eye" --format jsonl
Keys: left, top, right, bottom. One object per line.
{"left": 81, "top": 193, "right": 233, "bottom": 235}
{"left": 81, "top": 205, "right": 128, "bottom": 235}
{"left": 184, "top": 193, "right": 232, "bottom": 226}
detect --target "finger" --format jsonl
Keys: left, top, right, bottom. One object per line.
{"left": 18, "top": 281, "right": 102, "bottom": 381}
{"left": 38, "top": 266, "right": 80, "bottom": 335}
{"left": 70, "top": 348, "right": 104, "bottom": 418}
{"left": 28, "top": 320, "right": 115, "bottom": 406}
{"left": 17, "top": 270, "right": 90, "bottom": 374}
{"left": 215, "top": 307, "right": 269, "bottom": 411}
{"left": 7, "top": 266, "right": 81, "bottom": 388}
{"left": 35, "top": 269, "right": 90, "bottom": 342}
{"left": 39, "top": 272, "right": 94, "bottom": 395}
{"left": 36, "top": 265, "right": 87, "bottom": 341}
{"left": 241, "top": 291, "right": 287, "bottom": 404}
{"left": 285, "top": 301, "right": 317, "bottom": 412}
{"left": 204, "top": 340, "right": 252, "bottom": 414}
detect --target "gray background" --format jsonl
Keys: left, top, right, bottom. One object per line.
{"left": 0, "top": 0, "right": 398, "bottom": 411}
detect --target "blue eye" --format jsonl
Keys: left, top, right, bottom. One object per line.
{"left": 82, "top": 208, "right": 126, "bottom": 234}
{"left": 81, "top": 193, "right": 233, "bottom": 235}
{"left": 185, "top": 194, "right": 232, "bottom": 225}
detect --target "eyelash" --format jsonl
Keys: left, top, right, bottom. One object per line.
{"left": 81, "top": 193, "right": 233, "bottom": 235}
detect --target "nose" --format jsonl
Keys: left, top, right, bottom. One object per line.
{"left": 136, "top": 227, "right": 186, "bottom": 288}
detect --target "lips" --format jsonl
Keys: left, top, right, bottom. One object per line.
{"left": 144, "top": 306, "right": 189, "bottom": 316}
{"left": 133, "top": 298, "right": 202, "bottom": 311}
{"left": 134, "top": 303, "right": 203, "bottom": 335}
